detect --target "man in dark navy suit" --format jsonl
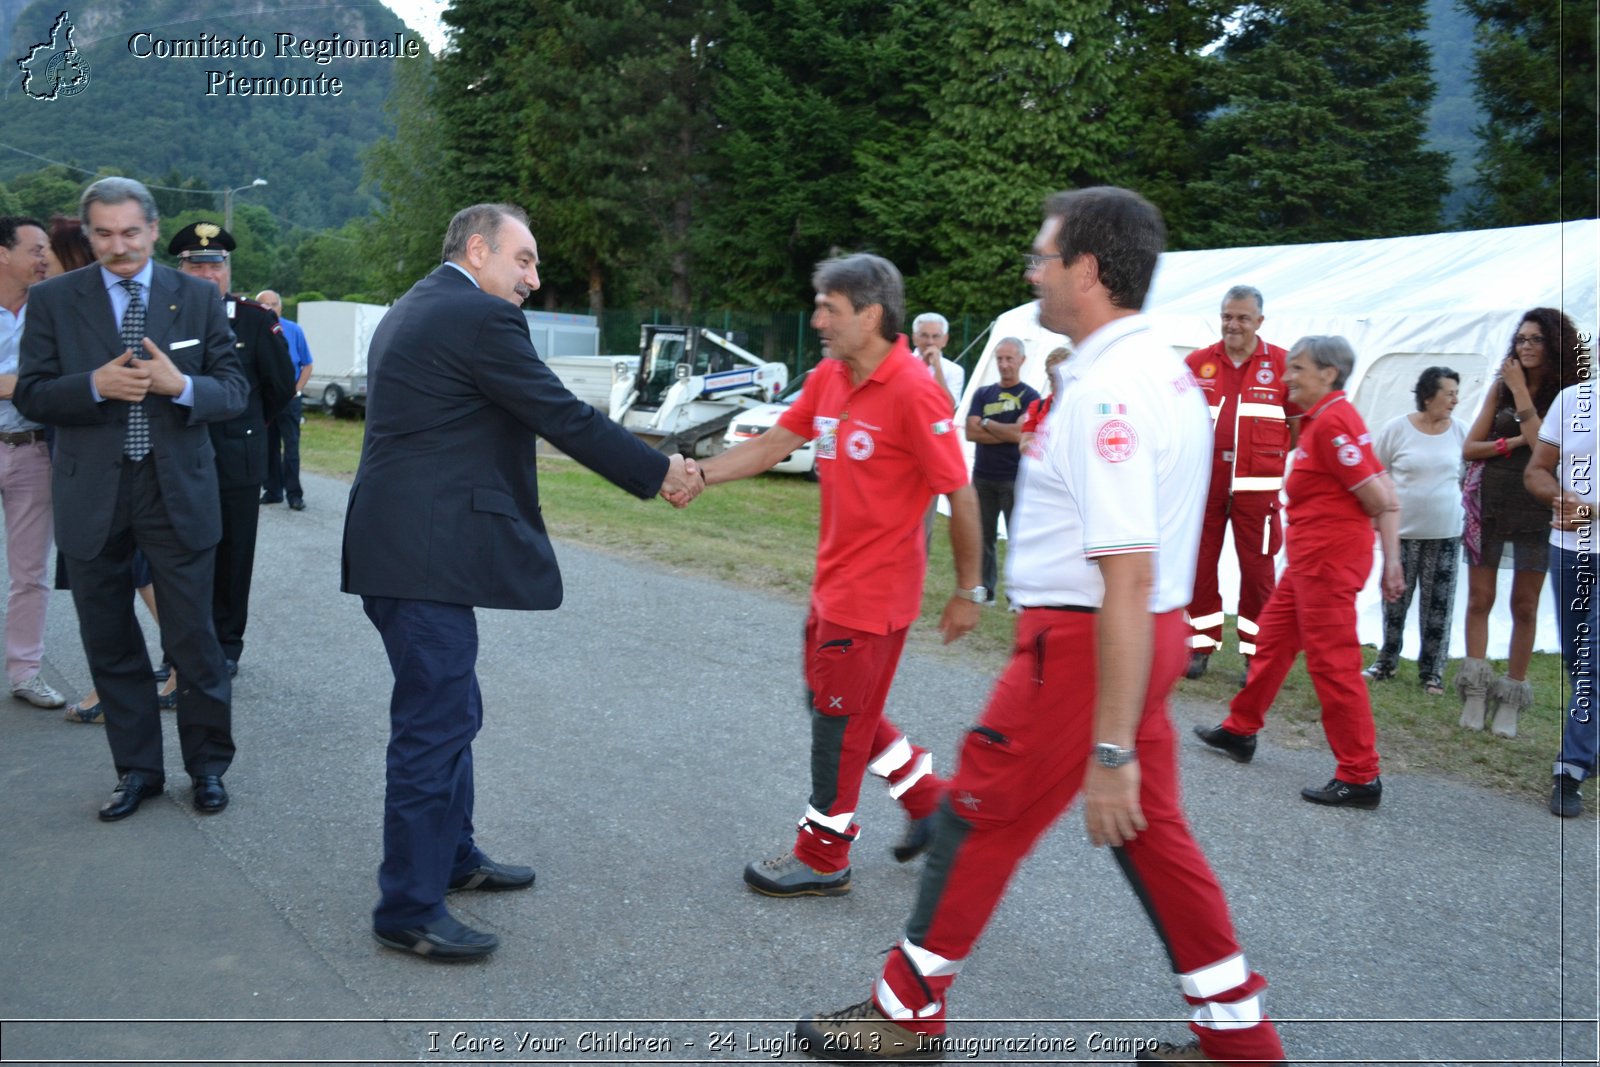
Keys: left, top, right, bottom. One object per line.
{"left": 342, "top": 203, "right": 701, "bottom": 961}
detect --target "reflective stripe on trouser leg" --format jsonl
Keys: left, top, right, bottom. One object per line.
{"left": 876, "top": 939, "right": 963, "bottom": 1026}
{"left": 1223, "top": 571, "right": 1306, "bottom": 736}
{"left": 1188, "top": 468, "right": 1233, "bottom": 649}
{"left": 1236, "top": 615, "right": 1259, "bottom": 657}
{"left": 1232, "top": 491, "right": 1281, "bottom": 658}
{"left": 796, "top": 616, "right": 911, "bottom": 869}
{"left": 867, "top": 732, "right": 939, "bottom": 811}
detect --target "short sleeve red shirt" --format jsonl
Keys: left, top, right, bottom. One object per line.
{"left": 778, "top": 337, "right": 970, "bottom": 633}
{"left": 1285, "top": 391, "right": 1383, "bottom": 562}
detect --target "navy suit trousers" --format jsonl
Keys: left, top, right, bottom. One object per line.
{"left": 363, "top": 595, "right": 488, "bottom": 929}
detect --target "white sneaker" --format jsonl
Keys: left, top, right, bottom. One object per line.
{"left": 11, "top": 675, "right": 66, "bottom": 708}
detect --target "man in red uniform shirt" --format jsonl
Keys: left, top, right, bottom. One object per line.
{"left": 700, "top": 253, "right": 983, "bottom": 897}
{"left": 1184, "top": 286, "right": 1298, "bottom": 682}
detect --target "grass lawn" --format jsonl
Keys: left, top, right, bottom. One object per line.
{"left": 303, "top": 411, "right": 1576, "bottom": 804}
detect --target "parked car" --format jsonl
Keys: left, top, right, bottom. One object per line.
{"left": 721, "top": 369, "right": 816, "bottom": 476}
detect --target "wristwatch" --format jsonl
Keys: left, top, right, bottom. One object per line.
{"left": 953, "top": 586, "right": 988, "bottom": 603}
{"left": 981, "top": 417, "right": 991, "bottom": 428}
{"left": 1093, "top": 743, "right": 1137, "bottom": 768}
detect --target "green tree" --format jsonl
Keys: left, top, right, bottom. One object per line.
{"left": 859, "top": 0, "right": 1141, "bottom": 317}
{"left": 6, "top": 166, "right": 82, "bottom": 223}
{"left": 1187, "top": 0, "right": 1449, "bottom": 246}
{"left": 1460, "top": 0, "right": 1598, "bottom": 225}
{"left": 365, "top": 50, "right": 456, "bottom": 300}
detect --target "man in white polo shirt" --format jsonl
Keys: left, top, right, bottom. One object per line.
{"left": 794, "top": 187, "right": 1286, "bottom": 1066}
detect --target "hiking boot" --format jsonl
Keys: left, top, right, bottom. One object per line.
{"left": 1301, "top": 776, "right": 1382, "bottom": 809}
{"left": 1551, "top": 775, "right": 1584, "bottom": 818}
{"left": 1193, "top": 723, "right": 1256, "bottom": 763}
{"left": 1136, "top": 1040, "right": 1217, "bottom": 1062}
{"left": 1135, "top": 1038, "right": 1285, "bottom": 1064}
{"left": 892, "top": 815, "right": 934, "bottom": 863}
{"left": 795, "top": 999, "right": 943, "bottom": 1062}
{"left": 1184, "top": 652, "right": 1210, "bottom": 680}
{"left": 744, "top": 852, "right": 850, "bottom": 897}
{"left": 11, "top": 675, "right": 65, "bottom": 708}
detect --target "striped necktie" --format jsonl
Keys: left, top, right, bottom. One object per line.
{"left": 118, "top": 279, "right": 149, "bottom": 460}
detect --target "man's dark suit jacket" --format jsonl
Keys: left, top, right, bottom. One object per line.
{"left": 342, "top": 265, "right": 670, "bottom": 610}
{"left": 15, "top": 263, "right": 249, "bottom": 556}
{"left": 213, "top": 296, "right": 294, "bottom": 489}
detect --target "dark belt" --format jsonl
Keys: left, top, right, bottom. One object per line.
{"left": 1030, "top": 604, "right": 1098, "bottom": 614}
{"left": 0, "top": 429, "right": 46, "bottom": 446}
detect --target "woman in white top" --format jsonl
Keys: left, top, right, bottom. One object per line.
{"left": 1364, "top": 367, "right": 1466, "bottom": 695}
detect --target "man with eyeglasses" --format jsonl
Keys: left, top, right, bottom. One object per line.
{"left": 793, "top": 188, "right": 1286, "bottom": 1067}
{"left": 1182, "top": 286, "right": 1298, "bottom": 685}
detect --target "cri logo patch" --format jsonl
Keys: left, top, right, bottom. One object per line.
{"left": 846, "top": 429, "right": 875, "bottom": 460}
{"left": 1095, "top": 419, "right": 1138, "bottom": 462}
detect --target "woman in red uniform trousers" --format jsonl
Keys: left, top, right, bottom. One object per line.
{"left": 1195, "top": 336, "right": 1404, "bottom": 807}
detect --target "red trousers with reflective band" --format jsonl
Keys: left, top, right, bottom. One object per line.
{"left": 1187, "top": 478, "right": 1282, "bottom": 655}
{"left": 875, "top": 609, "right": 1284, "bottom": 1065}
{"left": 1222, "top": 551, "right": 1381, "bottom": 783}
{"left": 792, "top": 613, "right": 943, "bottom": 871}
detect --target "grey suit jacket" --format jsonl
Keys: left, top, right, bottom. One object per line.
{"left": 16, "top": 262, "right": 249, "bottom": 557}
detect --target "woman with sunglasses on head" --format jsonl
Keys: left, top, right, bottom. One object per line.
{"left": 1457, "top": 308, "right": 1587, "bottom": 737}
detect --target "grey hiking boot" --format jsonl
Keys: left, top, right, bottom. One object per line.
{"left": 744, "top": 852, "right": 850, "bottom": 897}
{"left": 795, "top": 998, "right": 943, "bottom": 1062}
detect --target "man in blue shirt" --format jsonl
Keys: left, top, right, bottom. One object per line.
{"left": 256, "top": 289, "right": 313, "bottom": 511}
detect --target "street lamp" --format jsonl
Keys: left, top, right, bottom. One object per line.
{"left": 222, "top": 178, "right": 267, "bottom": 230}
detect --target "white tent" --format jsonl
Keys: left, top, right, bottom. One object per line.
{"left": 959, "top": 219, "right": 1599, "bottom": 656}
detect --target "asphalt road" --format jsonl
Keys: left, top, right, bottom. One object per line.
{"left": 0, "top": 469, "right": 1594, "bottom": 1066}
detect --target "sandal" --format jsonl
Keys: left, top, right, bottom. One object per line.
{"left": 63, "top": 701, "right": 104, "bottom": 724}
{"left": 1421, "top": 676, "right": 1445, "bottom": 696}
{"left": 1362, "top": 662, "right": 1396, "bottom": 681}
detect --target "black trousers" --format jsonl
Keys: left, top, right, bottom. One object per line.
{"left": 212, "top": 482, "right": 262, "bottom": 662}
{"left": 263, "top": 396, "right": 303, "bottom": 503}
{"left": 67, "top": 457, "right": 232, "bottom": 779}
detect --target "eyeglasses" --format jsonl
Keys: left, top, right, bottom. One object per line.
{"left": 1514, "top": 334, "right": 1545, "bottom": 346}
{"left": 1021, "top": 252, "right": 1064, "bottom": 271}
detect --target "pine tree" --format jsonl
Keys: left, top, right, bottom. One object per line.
{"left": 1187, "top": 0, "right": 1449, "bottom": 247}
{"left": 1460, "top": 0, "right": 1598, "bottom": 225}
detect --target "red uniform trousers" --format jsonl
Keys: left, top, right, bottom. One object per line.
{"left": 793, "top": 613, "right": 945, "bottom": 871}
{"left": 875, "top": 609, "right": 1284, "bottom": 1065}
{"left": 1222, "top": 548, "right": 1381, "bottom": 783}
{"left": 1188, "top": 467, "right": 1282, "bottom": 656}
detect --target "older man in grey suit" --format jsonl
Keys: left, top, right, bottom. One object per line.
{"left": 17, "top": 177, "right": 247, "bottom": 821}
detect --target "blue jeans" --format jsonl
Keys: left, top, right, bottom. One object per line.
{"left": 1550, "top": 545, "right": 1598, "bottom": 781}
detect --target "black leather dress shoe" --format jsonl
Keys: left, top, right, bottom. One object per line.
{"left": 288, "top": 498, "right": 306, "bottom": 511}
{"left": 225, "top": 659, "right": 238, "bottom": 678}
{"left": 374, "top": 914, "right": 498, "bottom": 961}
{"left": 192, "top": 775, "right": 229, "bottom": 813}
{"left": 448, "top": 858, "right": 535, "bottom": 892}
{"left": 1193, "top": 723, "right": 1257, "bottom": 763}
{"left": 99, "top": 772, "right": 165, "bottom": 822}
{"left": 260, "top": 494, "right": 283, "bottom": 505}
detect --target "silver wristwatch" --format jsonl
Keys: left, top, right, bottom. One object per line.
{"left": 1093, "top": 743, "right": 1137, "bottom": 768}
{"left": 953, "top": 586, "right": 988, "bottom": 603}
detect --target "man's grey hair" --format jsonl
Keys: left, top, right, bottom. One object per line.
{"left": 912, "top": 312, "right": 948, "bottom": 334}
{"left": 80, "top": 177, "right": 158, "bottom": 226}
{"left": 995, "top": 336, "right": 1027, "bottom": 358}
{"left": 1288, "top": 335, "right": 1357, "bottom": 389}
{"left": 813, "top": 253, "right": 905, "bottom": 342}
{"left": 441, "top": 203, "right": 529, "bottom": 263}
{"left": 1223, "top": 285, "right": 1264, "bottom": 313}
